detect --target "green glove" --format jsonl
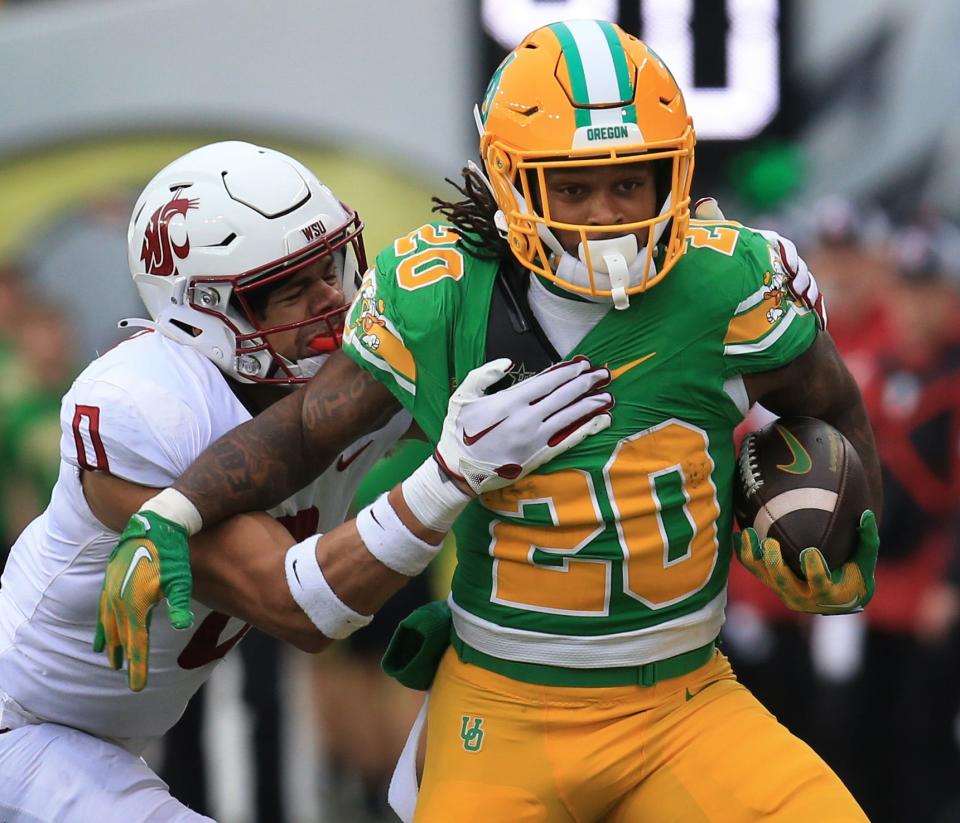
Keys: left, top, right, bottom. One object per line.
{"left": 94, "top": 510, "right": 194, "bottom": 691}
{"left": 735, "top": 510, "right": 879, "bottom": 614}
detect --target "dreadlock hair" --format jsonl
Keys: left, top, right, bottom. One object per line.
{"left": 432, "top": 165, "right": 514, "bottom": 264}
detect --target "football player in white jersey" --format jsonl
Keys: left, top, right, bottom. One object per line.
{"left": 0, "top": 140, "right": 614, "bottom": 822}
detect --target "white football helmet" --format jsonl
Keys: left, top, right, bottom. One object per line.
{"left": 127, "top": 140, "right": 366, "bottom": 383}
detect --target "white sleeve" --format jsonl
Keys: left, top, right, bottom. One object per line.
{"left": 60, "top": 375, "right": 213, "bottom": 488}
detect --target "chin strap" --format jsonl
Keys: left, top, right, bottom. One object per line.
{"left": 605, "top": 254, "right": 630, "bottom": 310}
{"left": 289, "top": 353, "right": 330, "bottom": 380}
{"left": 552, "top": 235, "right": 659, "bottom": 309}
{"left": 582, "top": 237, "right": 638, "bottom": 311}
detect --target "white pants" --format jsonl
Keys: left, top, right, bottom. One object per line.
{"left": 0, "top": 723, "right": 214, "bottom": 823}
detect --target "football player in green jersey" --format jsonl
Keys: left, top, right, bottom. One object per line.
{"left": 101, "top": 19, "right": 879, "bottom": 822}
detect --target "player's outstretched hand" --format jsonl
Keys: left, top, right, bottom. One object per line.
{"left": 94, "top": 509, "right": 194, "bottom": 691}
{"left": 734, "top": 510, "right": 878, "bottom": 614}
{"left": 693, "top": 197, "right": 827, "bottom": 330}
{"left": 435, "top": 357, "right": 614, "bottom": 495}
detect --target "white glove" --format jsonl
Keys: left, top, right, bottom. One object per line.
{"left": 435, "top": 357, "right": 613, "bottom": 495}
{"left": 693, "top": 197, "right": 828, "bottom": 330}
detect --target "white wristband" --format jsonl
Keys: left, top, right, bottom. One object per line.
{"left": 284, "top": 536, "right": 373, "bottom": 640}
{"left": 140, "top": 488, "right": 203, "bottom": 536}
{"left": 400, "top": 456, "right": 471, "bottom": 534}
{"left": 355, "top": 492, "right": 445, "bottom": 577}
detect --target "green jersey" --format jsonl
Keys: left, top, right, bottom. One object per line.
{"left": 344, "top": 219, "right": 817, "bottom": 671}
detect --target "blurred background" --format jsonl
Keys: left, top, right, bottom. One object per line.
{"left": 1, "top": 1, "right": 959, "bottom": 821}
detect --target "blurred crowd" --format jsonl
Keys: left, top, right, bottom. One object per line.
{"left": 0, "top": 264, "right": 76, "bottom": 565}
{"left": 724, "top": 197, "right": 960, "bottom": 823}
{"left": 3, "top": 196, "right": 960, "bottom": 823}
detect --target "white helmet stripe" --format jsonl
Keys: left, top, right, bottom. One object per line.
{"left": 560, "top": 20, "right": 625, "bottom": 128}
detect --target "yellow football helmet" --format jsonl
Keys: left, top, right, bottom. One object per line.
{"left": 478, "top": 20, "right": 695, "bottom": 307}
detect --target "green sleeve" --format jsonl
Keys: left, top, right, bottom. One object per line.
{"left": 719, "top": 227, "right": 818, "bottom": 377}
{"left": 342, "top": 222, "right": 492, "bottom": 443}
{"left": 342, "top": 263, "right": 420, "bottom": 413}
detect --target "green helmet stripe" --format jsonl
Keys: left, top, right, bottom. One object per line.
{"left": 597, "top": 20, "right": 637, "bottom": 125}
{"left": 551, "top": 20, "right": 637, "bottom": 132}
{"left": 549, "top": 22, "right": 592, "bottom": 129}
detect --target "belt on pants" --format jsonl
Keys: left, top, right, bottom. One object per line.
{"left": 450, "top": 632, "right": 717, "bottom": 688}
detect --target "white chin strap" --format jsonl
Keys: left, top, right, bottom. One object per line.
{"left": 536, "top": 190, "right": 674, "bottom": 311}
{"left": 547, "top": 233, "right": 660, "bottom": 311}
{"left": 554, "top": 235, "right": 651, "bottom": 311}
{"left": 287, "top": 352, "right": 330, "bottom": 380}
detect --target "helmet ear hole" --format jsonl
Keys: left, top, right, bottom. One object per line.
{"left": 169, "top": 318, "right": 202, "bottom": 338}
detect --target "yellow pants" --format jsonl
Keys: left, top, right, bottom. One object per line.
{"left": 415, "top": 647, "right": 866, "bottom": 822}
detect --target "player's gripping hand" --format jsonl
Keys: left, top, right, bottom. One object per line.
{"left": 735, "top": 510, "right": 879, "bottom": 614}
{"left": 435, "top": 357, "right": 613, "bottom": 495}
{"left": 94, "top": 504, "right": 196, "bottom": 691}
{"left": 693, "top": 197, "right": 827, "bottom": 330}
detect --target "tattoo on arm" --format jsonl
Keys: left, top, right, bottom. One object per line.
{"left": 173, "top": 351, "right": 401, "bottom": 526}
{"left": 746, "top": 332, "right": 883, "bottom": 522}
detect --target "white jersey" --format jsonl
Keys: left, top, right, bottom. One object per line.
{"left": 0, "top": 330, "right": 408, "bottom": 748}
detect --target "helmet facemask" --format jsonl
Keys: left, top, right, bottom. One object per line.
{"left": 497, "top": 150, "right": 693, "bottom": 308}
{"left": 188, "top": 211, "right": 365, "bottom": 383}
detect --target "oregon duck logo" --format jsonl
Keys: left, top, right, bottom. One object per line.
{"left": 762, "top": 270, "right": 788, "bottom": 324}
{"left": 353, "top": 275, "right": 388, "bottom": 351}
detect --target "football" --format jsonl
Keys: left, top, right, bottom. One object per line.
{"left": 734, "top": 416, "right": 870, "bottom": 577}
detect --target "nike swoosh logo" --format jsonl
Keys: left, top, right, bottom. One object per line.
{"left": 120, "top": 546, "right": 154, "bottom": 599}
{"left": 336, "top": 440, "right": 373, "bottom": 472}
{"left": 462, "top": 417, "right": 507, "bottom": 446}
{"left": 685, "top": 679, "right": 722, "bottom": 702}
{"left": 608, "top": 352, "right": 656, "bottom": 380}
{"left": 291, "top": 559, "right": 302, "bottom": 586}
{"left": 774, "top": 424, "right": 812, "bottom": 475}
